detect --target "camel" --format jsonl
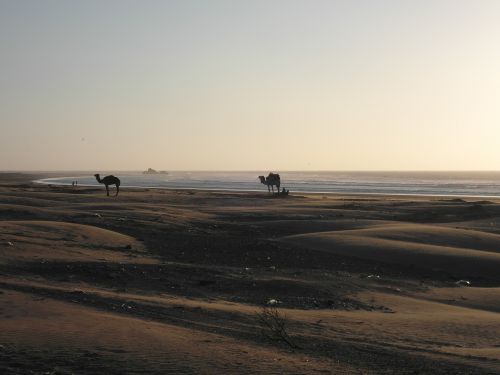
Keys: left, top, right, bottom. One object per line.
{"left": 94, "top": 174, "right": 120, "bottom": 197}
{"left": 258, "top": 173, "right": 281, "bottom": 194}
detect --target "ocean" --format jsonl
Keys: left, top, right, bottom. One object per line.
{"left": 34, "top": 171, "right": 500, "bottom": 198}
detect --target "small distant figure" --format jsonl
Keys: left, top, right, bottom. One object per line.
{"left": 72, "top": 181, "right": 75, "bottom": 188}
{"left": 94, "top": 174, "right": 121, "bottom": 197}
{"left": 258, "top": 173, "right": 281, "bottom": 195}
{"left": 281, "top": 188, "right": 289, "bottom": 196}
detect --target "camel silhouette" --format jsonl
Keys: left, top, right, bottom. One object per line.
{"left": 94, "top": 174, "right": 120, "bottom": 197}
{"left": 258, "top": 173, "right": 281, "bottom": 194}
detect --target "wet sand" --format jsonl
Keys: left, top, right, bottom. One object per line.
{"left": 1, "top": 173, "right": 500, "bottom": 374}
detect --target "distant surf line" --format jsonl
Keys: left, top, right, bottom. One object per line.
{"left": 34, "top": 171, "right": 500, "bottom": 199}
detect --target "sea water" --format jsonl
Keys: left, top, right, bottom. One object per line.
{"left": 36, "top": 171, "right": 500, "bottom": 198}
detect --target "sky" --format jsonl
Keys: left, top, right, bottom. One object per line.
{"left": 1, "top": 0, "right": 500, "bottom": 171}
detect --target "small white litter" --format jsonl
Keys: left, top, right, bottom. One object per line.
{"left": 455, "top": 280, "right": 471, "bottom": 287}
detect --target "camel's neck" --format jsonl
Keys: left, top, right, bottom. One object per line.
{"left": 95, "top": 175, "right": 102, "bottom": 183}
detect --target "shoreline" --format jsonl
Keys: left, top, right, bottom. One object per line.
{"left": 32, "top": 175, "right": 500, "bottom": 201}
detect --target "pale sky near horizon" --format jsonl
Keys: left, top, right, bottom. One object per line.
{"left": 1, "top": 0, "right": 500, "bottom": 171}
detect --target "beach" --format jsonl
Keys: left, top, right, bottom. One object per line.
{"left": 1, "top": 173, "right": 500, "bottom": 374}
{"left": 37, "top": 171, "right": 500, "bottom": 197}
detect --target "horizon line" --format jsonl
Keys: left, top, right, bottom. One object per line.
{"left": 5, "top": 169, "right": 500, "bottom": 174}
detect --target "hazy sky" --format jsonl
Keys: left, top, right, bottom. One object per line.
{"left": 1, "top": 0, "right": 500, "bottom": 171}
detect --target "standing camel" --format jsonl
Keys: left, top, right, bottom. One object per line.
{"left": 94, "top": 174, "right": 121, "bottom": 197}
{"left": 258, "top": 173, "right": 281, "bottom": 195}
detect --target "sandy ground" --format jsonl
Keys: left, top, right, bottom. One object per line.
{"left": 1, "top": 172, "right": 500, "bottom": 374}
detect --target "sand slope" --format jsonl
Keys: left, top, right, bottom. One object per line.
{"left": 282, "top": 223, "right": 500, "bottom": 279}
{"left": 0, "top": 220, "right": 154, "bottom": 264}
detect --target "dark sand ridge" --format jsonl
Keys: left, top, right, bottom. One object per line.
{"left": 281, "top": 223, "right": 500, "bottom": 280}
{"left": 1, "top": 173, "right": 500, "bottom": 373}
{"left": 0, "top": 220, "right": 155, "bottom": 265}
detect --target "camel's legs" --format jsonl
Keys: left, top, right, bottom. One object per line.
{"left": 115, "top": 184, "right": 119, "bottom": 197}
{"left": 105, "top": 185, "right": 110, "bottom": 196}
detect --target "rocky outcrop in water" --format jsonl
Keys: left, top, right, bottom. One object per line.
{"left": 143, "top": 168, "right": 168, "bottom": 175}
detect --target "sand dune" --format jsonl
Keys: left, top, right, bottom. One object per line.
{"left": 282, "top": 223, "right": 500, "bottom": 280}
{"left": 0, "top": 220, "right": 153, "bottom": 265}
{"left": 0, "top": 289, "right": 349, "bottom": 375}
{"left": 412, "top": 286, "right": 500, "bottom": 313}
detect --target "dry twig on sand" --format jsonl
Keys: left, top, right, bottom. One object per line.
{"left": 257, "top": 306, "right": 300, "bottom": 349}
